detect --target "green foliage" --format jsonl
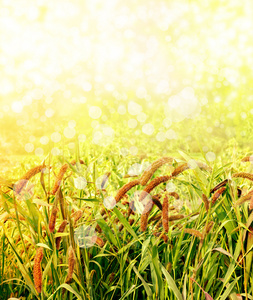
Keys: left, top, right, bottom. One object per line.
{"left": 0, "top": 147, "right": 252, "bottom": 300}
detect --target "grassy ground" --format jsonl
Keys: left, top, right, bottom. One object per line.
{"left": 0, "top": 140, "right": 253, "bottom": 300}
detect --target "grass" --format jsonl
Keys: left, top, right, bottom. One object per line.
{"left": 0, "top": 144, "right": 253, "bottom": 300}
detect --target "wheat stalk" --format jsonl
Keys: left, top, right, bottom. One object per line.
{"left": 50, "top": 163, "right": 69, "bottom": 195}
{"left": 139, "top": 175, "right": 172, "bottom": 202}
{"left": 171, "top": 161, "right": 211, "bottom": 177}
{"left": 168, "top": 214, "right": 185, "bottom": 221}
{"left": 203, "top": 221, "right": 214, "bottom": 237}
{"left": 115, "top": 179, "right": 140, "bottom": 203}
{"left": 202, "top": 194, "right": 209, "bottom": 212}
{"left": 91, "top": 236, "right": 105, "bottom": 247}
{"left": 65, "top": 246, "right": 75, "bottom": 284}
{"left": 241, "top": 156, "right": 253, "bottom": 162}
{"left": 236, "top": 189, "right": 253, "bottom": 206}
{"left": 14, "top": 165, "right": 46, "bottom": 194}
{"left": 139, "top": 157, "right": 173, "bottom": 186}
{"left": 171, "top": 163, "right": 189, "bottom": 176}
{"left": 152, "top": 194, "right": 163, "bottom": 210}
{"left": 33, "top": 247, "right": 43, "bottom": 294}
{"left": 56, "top": 220, "right": 68, "bottom": 250}
{"left": 140, "top": 199, "right": 154, "bottom": 232}
{"left": 211, "top": 187, "right": 226, "bottom": 205}
{"left": 70, "top": 159, "right": 85, "bottom": 165}
{"left": 184, "top": 228, "right": 204, "bottom": 239}
{"left": 162, "top": 194, "right": 169, "bottom": 233}
{"left": 232, "top": 172, "right": 253, "bottom": 181}
{"left": 210, "top": 179, "right": 228, "bottom": 194}
{"left": 71, "top": 209, "right": 83, "bottom": 224}
{"left": 49, "top": 206, "right": 58, "bottom": 233}
{"left": 168, "top": 192, "right": 180, "bottom": 199}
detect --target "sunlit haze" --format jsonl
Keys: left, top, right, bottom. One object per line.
{"left": 1, "top": 0, "right": 253, "bottom": 157}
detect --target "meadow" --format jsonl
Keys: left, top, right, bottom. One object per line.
{"left": 0, "top": 119, "right": 253, "bottom": 299}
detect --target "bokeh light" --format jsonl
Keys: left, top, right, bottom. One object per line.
{"left": 0, "top": 0, "right": 253, "bottom": 158}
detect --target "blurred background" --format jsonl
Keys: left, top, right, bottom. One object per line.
{"left": 0, "top": 0, "right": 253, "bottom": 162}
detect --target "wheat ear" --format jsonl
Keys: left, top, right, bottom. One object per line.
{"left": 184, "top": 228, "right": 204, "bottom": 239}
{"left": 232, "top": 172, "right": 253, "bottom": 181}
{"left": 91, "top": 236, "right": 105, "bottom": 247}
{"left": 139, "top": 157, "right": 173, "bottom": 186}
{"left": 211, "top": 187, "right": 226, "bottom": 205}
{"left": 241, "top": 156, "right": 253, "bottom": 162}
{"left": 33, "top": 247, "right": 43, "bottom": 294}
{"left": 202, "top": 194, "right": 209, "bottom": 212}
{"left": 71, "top": 209, "right": 83, "bottom": 224}
{"left": 139, "top": 175, "right": 172, "bottom": 202}
{"left": 50, "top": 163, "right": 69, "bottom": 195}
{"left": 15, "top": 165, "right": 46, "bottom": 194}
{"left": 210, "top": 179, "right": 228, "bottom": 194}
{"left": 56, "top": 220, "right": 68, "bottom": 250}
{"left": 49, "top": 206, "right": 58, "bottom": 233}
{"left": 70, "top": 159, "right": 85, "bottom": 165}
{"left": 115, "top": 179, "right": 140, "bottom": 203}
{"left": 236, "top": 189, "right": 253, "bottom": 206}
{"left": 140, "top": 199, "right": 154, "bottom": 232}
{"left": 65, "top": 246, "right": 75, "bottom": 284}
{"left": 162, "top": 194, "right": 169, "bottom": 233}
{"left": 152, "top": 194, "right": 163, "bottom": 210}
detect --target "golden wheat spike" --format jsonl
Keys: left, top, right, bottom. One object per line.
{"left": 140, "top": 199, "right": 154, "bottom": 232}
{"left": 203, "top": 221, "right": 214, "bottom": 237}
{"left": 152, "top": 194, "right": 163, "bottom": 210}
{"left": 115, "top": 179, "right": 140, "bottom": 203}
{"left": 168, "top": 214, "right": 185, "bottom": 221}
{"left": 49, "top": 206, "right": 58, "bottom": 233}
{"left": 139, "top": 157, "right": 173, "bottom": 186}
{"left": 14, "top": 165, "right": 46, "bottom": 194}
{"left": 210, "top": 179, "right": 228, "bottom": 194}
{"left": 33, "top": 247, "right": 43, "bottom": 294}
{"left": 162, "top": 194, "right": 169, "bottom": 233}
{"left": 50, "top": 163, "right": 69, "bottom": 195}
{"left": 56, "top": 220, "right": 68, "bottom": 250}
{"left": 211, "top": 187, "right": 226, "bottom": 205}
{"left": 235, "top": 189, "right": 253, "bottom": 206}
{"left": 171, "top": 163, "right": 189, "bottom": 177}
{"left": 202, "top": 194, "right": 209, "bottom": 212}
{"left": 91, "top": 236, "right": 105, "bottom": 247}
{"left": 139, "top": 175, "right": 172, "bottom": 202}
{"left": 184, "top": 228, "right": 204, "bottom": 239}
{"left": 168, "top": 192, "right": 180, "bottom": 199}
{"left": 232, "top": 172, "right": 253, "bottom": 181}
{"left": 70, "top": 159, "right": 85, "bottom": 165}
{"left": 71, "top": 209, "right": 83, "bottom": 224}
{"left": 171, "top": 161, "right": 211, "bottom": 177}
{"left": 65, "top": 246, "right": 75, "bottom": 284}
{"left": 241, "top": 156, "right": 253, "bottom": 162}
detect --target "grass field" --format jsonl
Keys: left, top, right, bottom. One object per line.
{"left": 0, "top": 138, "right": 253, "bottom": 299}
